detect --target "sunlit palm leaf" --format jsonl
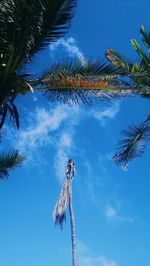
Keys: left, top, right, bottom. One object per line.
{"left": 39, "top": 60, "right": 131, "bottom": 104}
{"left": 140, "top": 25, "right": 150, "bottom": 50}
{"left": 0, "top": 150, "right": 25, "bottom": 179}
{"left": 131, "top": 39, "right": 150, "bottom": 66}
{"left": 113, "top": 116, "right": 150, "bottom": 170}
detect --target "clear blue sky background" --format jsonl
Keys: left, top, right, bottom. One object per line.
{"left": 0, "top": 1, "right": 150, "bottom": 266}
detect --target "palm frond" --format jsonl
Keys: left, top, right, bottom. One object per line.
{"left": 53, "top": 179, "right": 70, "bottom": 228}
{"left": 38, "top": 60, "right": 131, "bottom": 104}
{"left": 0, "top": 102, "right": 20, "bottom": 129}
{"left": 140, "top": 25, "right": 150, "bottom": 50}
{"left": 113, "top": 116, "right": 150, "bottom": 170}
{"left": 131, "top": 39, "right": 150, "bottom": 66}
{"left": 0, "top": 150, "right": 25, "bottom": 180}
{"left": 105, "top": 48, "right": 130, "bottom": 71}
{"left": 0, "top": 0, "right": 77, "bottom": 66}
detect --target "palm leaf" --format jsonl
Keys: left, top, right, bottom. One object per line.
{"left": 113, "top": 116, "right": 150, "bottom": 170}
{"left": 131, "top": 39, "right": 150, "bottom": 66}
{"left": 0, "top": 150, "right": 25, "bottom": 180}
{"left": 140, "top": 25, "right": 150, "bottom": 50}
{"left": 39, "top": 60, "right": 131, "bottom": 104}
{"left": 0, "top": 102, "right": 20, "bottom": 130}
{"left": 106, "top": 48, "right": 130, "bottom": 71}
{"left": 0, "top": 105, "right": 7, "bottom": 129}
{"left": 0, "top": 0, "right": 77, "bottom": 67}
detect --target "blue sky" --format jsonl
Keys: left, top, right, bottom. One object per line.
{"left": 0, "top": 1, "right": 150, "bottom": 266}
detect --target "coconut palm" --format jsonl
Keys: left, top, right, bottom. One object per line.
{"left": 2, "top": 1, "right": 149, "bottom": 173}
{"left": 0, "top": 0, "right": 132, "bottom": 176}
{"left": 0, "top": 0, "right": 78, "bottom": 176}
{"left": 106, "top": 25, "right": 150, "bottom": 169}
{"left": 53, "top": 159, "right": 77, "bottom": 266}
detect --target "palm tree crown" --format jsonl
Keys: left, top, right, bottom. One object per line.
{"left": 106, "top": 26, "right": 150, "bottom": 169}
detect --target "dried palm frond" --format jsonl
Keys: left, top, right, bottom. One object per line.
{"left": 53, "top": 178, "right": 71, "bottom": 228}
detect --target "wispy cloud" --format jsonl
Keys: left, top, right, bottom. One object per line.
{"left": 14, "top": 105, "right": 80, "bottom": 181}
{"left": 78, "top": 240, "right": 119, "bottom": 266}
{"left": 49, "top": 37, "right": 86, "bottom": 64}
{"left": 16, "top": 101, "right": 118, "bottom": 157}
{"left": 91, "top": 102, "right": 120, "bottom": 126}
{"left": 8, "top": 98, "right": 120, "bottom": 182}
{"left": 17, "top": 106, "right": 69, "bottom": 153}
{"left": 105, "top": 203, "right": 134, "bottom": 223}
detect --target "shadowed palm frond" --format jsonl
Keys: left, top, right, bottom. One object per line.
{"left": 0, "top": 102, "right": 19, "bottom": 129}
{"left": 0, "top": 150, "right": 25, "bottom": 180}
{"left": 53, "top": 179, "right": 70, "bottom": 228}
{"left": 113, "top": 115, "right": 150, "bottom": 170}
{"left": 0, "top": 0, "right": 77, "bottom": 66}
{"left": 39, "top": 60, "right": 131, "bottom": 104}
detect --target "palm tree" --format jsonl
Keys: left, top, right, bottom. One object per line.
{"left": 105, "top": 25, "right": 150, "bottom": 169}
{"left": 0, "top": 0, "right": 78, "bottom": 177}
{"left": 53, "top": 159, "right": 77, "bottom": 266}
{"left": 2, "top": 2, "right": 149, "bottom": 173}
{"left": 0, "top": 0, "right": 132, "bottom": 176}
{"left": 0, "top": 0, "right": 128, "bottom": 179}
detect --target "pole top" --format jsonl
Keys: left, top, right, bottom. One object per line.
{"left": 66, "top": 159, "right": 76, "bottom": 178}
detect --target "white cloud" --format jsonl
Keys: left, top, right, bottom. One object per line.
{"left": 98, "top": 257, "right": 118, "bottom": 266}
{"left": 105, "top": 205, "right": 118, "bottom": 219}
{"left": 14, "top": 104, "right": 80, "bottom": 181}
{"left": 10, "top": 98, "right": 120, "bottom": 182}
{"left": 16, "top": 102, "right": 119, "bottom": 154}
{"left": 50, "top": 37, "right": 86, "bottom": 64}
{"left": 105, "top": 203, "right": 134, "bottom": 223}
{"left": 91, "top": 102, "right": 120, "bottom": 126}
{"left": 78, "top": 241, "right": 119, "bottom": 266}
{"left": 17, "top": 106, "right": 69, "bottom": 152}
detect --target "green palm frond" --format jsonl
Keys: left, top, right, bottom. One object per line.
{"left": 140, "top": 25, "right": 150, "bottom": 49}
{"left": 105, "top": 26, "right": 150, "bottom": 96}
{"left": 131, "top": 39, "right": 150, "bottom": 66}
{"left": 0, "top": 0, "right": 77, "bottom": 66}
{"left": 113, "top": 115, "right": 150, "bottom": 170}
{"left": 38, "top": 60, "right": 131, "bottom": 104}
{"left": 105, "top": 48, "right": 130, "bottom": 71}
{"left": 0, "top": 150, "right": 25, "bottom": 180}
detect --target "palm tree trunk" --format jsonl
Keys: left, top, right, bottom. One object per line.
{"left": 68, "top": 178, "right": 77, "bottom": 266}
